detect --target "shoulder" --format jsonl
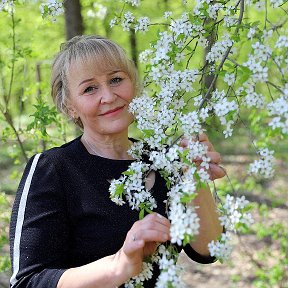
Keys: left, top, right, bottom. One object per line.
{"left": 24, "top": 137, "right": 82, "bottom": 172}
{"left": 41, "top": 136, "right": 81, "bottom": 161}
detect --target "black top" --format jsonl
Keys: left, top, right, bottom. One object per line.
{"left": 9, "top": 136, "right": 215, "bottom": 288}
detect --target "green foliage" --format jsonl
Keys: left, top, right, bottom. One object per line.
{"left": 0, "top": 192, "right": 11, "bottom": 272}
{"left": 27, "top": 96, "right": 58, "bottom": 137}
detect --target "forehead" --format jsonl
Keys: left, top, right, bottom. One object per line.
{"left": 66, "top": 53, "right": 128, "bottom": 79}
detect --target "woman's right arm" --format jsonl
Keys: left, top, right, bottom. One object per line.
{"left": 57, "top": 213, "right": 171, "bottom": 288}
{"left": 10, "top": 153, "right": 71, "bottom": 288}
{"left": 10, "top": 153, "right": 170, "bottom": 288}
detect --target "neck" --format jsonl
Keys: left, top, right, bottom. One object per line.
{"left": 81, "top": 132, "right": 133, "bottom": 160}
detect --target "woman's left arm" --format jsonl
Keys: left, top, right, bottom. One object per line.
{"left": 181, "top": 133, "right": 226, "bottom": 256}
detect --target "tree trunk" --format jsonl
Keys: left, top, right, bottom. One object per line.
{"left": 129, "top": 29, "right": 138, "bottom": 69}
{"left": 63, "top": 0, "right": 84, "bottom": 40}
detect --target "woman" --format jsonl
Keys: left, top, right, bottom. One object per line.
{"left": 10, "top": 35, "right": 225, "bottom": 288}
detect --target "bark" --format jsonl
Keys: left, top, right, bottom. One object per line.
{"left": 63, "top": 0, "right": 84, "bottom": 40}
{"left": 129, "top": 29, "right": 138, "bottom": 69}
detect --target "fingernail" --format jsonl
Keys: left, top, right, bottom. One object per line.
{"left": 157, "top": 213, "right": 163, "bottom": 219}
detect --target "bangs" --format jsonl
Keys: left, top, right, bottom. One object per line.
{"left": 65, "top": 39, "right": 132, "bottom": 77}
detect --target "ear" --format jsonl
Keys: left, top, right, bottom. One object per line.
{"left": 66, "top": 104, "right": 79, "bottom": 119}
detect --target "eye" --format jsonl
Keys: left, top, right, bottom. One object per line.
{"left": 83, "top": 85, "right": 98, "bottom": 94}
{"left": 110, "top": 77, "right": 123, "bottom": 85}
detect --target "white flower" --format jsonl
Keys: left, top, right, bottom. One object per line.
{"left": 139, "top": 49, "right": 153, "bottom": 63}
{"left": 164, "top": 11, "right": 172, "bottom": 19}
{"left": 267, "top": 94, "right": 288, "bottom": 133}
{"left": 224, "top": 14, "right": 237, "bottom": 27}
{"left": 198, "top": 36, "right": 209, "bottom": 47}
{"left": 254, "top": 0, "right": 265, "bottom": 10}
{"left": 128, "top": 141, "right": 144, "bottom": 160}
{"left": 224, "top": 73, "right": 236, "bottom": 86}
{"left": 170, "top": 13, "right": 193, "bottom": 39}
{"left": 247, "top": 28, "right": 256, "bottom": 39}
{"left": 121, "top": 11, "right": 135, "bottom": 31}
{"left": 40, "top": 0, "right": 64, "bottom": 20}
{"left": 220, "top": 195, "right": 253, "bottom": 231}
{"left": 109, "top": 17, "right": 117, "bottom": 28}
{"left": 223, "top": 121, "right": 234, "bottom": 138}
{"left": 208, "top": 232, "right": 233, "bottom": 261}
{"left": 262, "top": 29, "right": 273, "bottom": 40}
{"left": 270, "top": 0, "right": 285, "bottom": 7}
{"left": 275, "top": 35, "right": 288, "bottom": 48}
{"left": 125, "top": 261, "right": 153, "bottom": 287}
{"left": 135, "top": 17, "right": 150, "bottom": 33}
{"left": 206, "top": 35, "right": 233, "bottom": 63}
{"left": 248, "top": 148, "right": 275, "bottom": 178}
{"left": 179, "top": 111, "right": 202, "bottom": 137}
{"left": 207, "top": 3, "right": 223, "bottom": 19}
{"left": 213, "top": 96, "right": 239, "bottom": 118}
{"left": 244, "top": 87, "right": 265, "bottom": 108}
{"left": 124, "top": 0, "right": 141, "bottom": 6}
{"left": 0, "top": 0, "right": 14, "bottom": 12}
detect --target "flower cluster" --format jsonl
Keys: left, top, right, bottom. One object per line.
{"left": 267, "top": 94, "right": 288, "bottom": 134}
{"left": 206, "top": 35, "right": 233, "bottom": 63}
{"left": 121, "top": 11, "right": 135, "bottom": 31}
{"left": 135, "top": 16, "right": 150, "bottom": 33}
{"left": 168, "top": 186, "right": 200, "bottom": 245}
{"left": 0, "top": 0, "right": 14, "bottom": 12}
{"left": 107, "top": 0, "right": 287, "bottom": 286}
{"left": 219, "top": 195, "right": 253, "bottom": 231}
{"left": 123, "top": 0, "right": 141, "bottom": 6}
{"left": 109, "top": 161, "right": 157, "bottom": 211}
{"left": 39, "top": 0, "right": 64, "bottom": 21}
{"left": 124, "top": 262, "right": 153, "bottom": 288}
{"left": 155, "top": 245, "right": 185, "bottom": 288}
{"left": 248, "top": 148, "right": 275, "bottom": 178}
{"left": 208, "top": 232, "right": 233, "bottom": 262}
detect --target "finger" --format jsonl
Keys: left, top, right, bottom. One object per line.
{"left": 135, "top": 229, "right": 170, "bottom": 243}
{"left": 200, "top": 140, "right": 214, "bottom": 152}
{"left": 141, "top": 213, "right": 170, "bottom": 229}
{"left": 198, "top": 133, "right": 209, "bottom": 142}
{"left": 179, "top": 138, "right": 189, "bottom": 148}
{"left": 208, "top": 164, "right": 226, "bottom": 180}
{"left": 206, "top": 151, "right": 221, "bottom": 164}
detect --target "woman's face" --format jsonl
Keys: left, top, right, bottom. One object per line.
{"left": 66, "top": 58, "right": 135, "bottom": 137}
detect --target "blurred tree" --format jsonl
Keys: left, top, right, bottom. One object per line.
{"left": 64, "top": 0, "right": 84, "bottom": 40}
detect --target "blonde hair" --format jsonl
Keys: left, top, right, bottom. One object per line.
{"left": 51, "top": 35, "right": 139, "bottom": 129}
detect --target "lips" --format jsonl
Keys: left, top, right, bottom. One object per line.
{"left": 99, "top": 105, "right": 125, "bottom": 116}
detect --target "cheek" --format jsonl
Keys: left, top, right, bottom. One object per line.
{"left": 76, "top": 99, "right": 101, "bottom": 117}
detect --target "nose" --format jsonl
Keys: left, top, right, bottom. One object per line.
{"left": 100, "top": 85, "right": 116, "bottom": 104}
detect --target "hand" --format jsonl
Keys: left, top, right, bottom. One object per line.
{"left": 180, "top": 133, "right": 226, "bottom": 180}
{"left": 113, "top": 213, "right": 170, "bottom": 284}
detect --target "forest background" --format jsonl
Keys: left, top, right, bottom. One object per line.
{"left": 0, "top": 0, "right": 287, "bottom": 287}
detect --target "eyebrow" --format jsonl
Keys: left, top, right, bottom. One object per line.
{"left": 78, "top": 78, "right": 95, "bottom": 87}
{"left": 78, "top": 71, "right": 123, "bottom": 87}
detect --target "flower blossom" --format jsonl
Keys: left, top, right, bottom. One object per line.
{"left": 121, "top": 11, "right": 135, "bottom": 31}
{"left": 206, "top": 35, "right": 233, "bottom": 63}
{"left": 40, "top": 0, "right": 64, "bottom": 20}
{"left": 248, "top": 148, "right": 275, "bottom": 178}
{"left": 125, "top": 262, "right": 153, "bottom": 288}
{"left": 0, "top": 0, "right": 14, "bottom": 12}
{"left": 135, "top": 17, "right": 150, "bottom": 33}
{"left": 123, "top": 0, "right": 141, "bottom": 6}
{"left": 208, "top": 232, "right": 233, "bottom": 261}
